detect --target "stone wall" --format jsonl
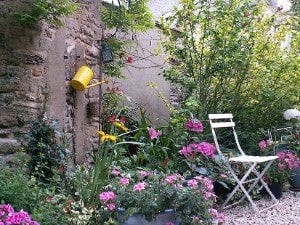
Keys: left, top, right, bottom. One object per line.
{"left": 0, "top": 0, "right": 102, "bottom": 166}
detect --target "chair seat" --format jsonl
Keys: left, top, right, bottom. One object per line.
{"left": 229, "top": 155, "right": 278, "bottom": 163}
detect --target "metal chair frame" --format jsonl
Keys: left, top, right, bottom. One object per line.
{"left": 208, "top": 113, "right": 279, "bottom": 213}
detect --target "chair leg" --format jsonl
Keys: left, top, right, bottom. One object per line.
{"left": 239, "top": 161, "right": 278, "bottom": 203}
{"left": 223, "top": 163, "right": 260, "bottom": 212}
{"left": 222, "top": 161, "right": 278, "bottom": 213}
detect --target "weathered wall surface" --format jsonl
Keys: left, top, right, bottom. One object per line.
{"left": 0, "top": 0, "right": 102, "bottom": 165}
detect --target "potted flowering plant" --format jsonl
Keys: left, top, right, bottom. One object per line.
{"left": 98, "top": 168, "right": 227, "bottom": 225}
{"left": 258, "top": 138, "right": 299, "bottom": 198}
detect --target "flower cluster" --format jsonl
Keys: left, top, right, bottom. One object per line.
{"left": 267, "top": 150, "right": 299, "bottom": 183}
{"left": 179, "top": 142, "right": 216, "bottom": 159}
{"left": 99, "top": 169, "right": 227, "bottom": 225}
{"left": 185, "top": 119, "right": 203, "bottom": 133}
{"left": 0, "top": 204, "right": 39, "bottom": 225}
{"left": 259, "top": 139, "right": 299, "bottom": 183}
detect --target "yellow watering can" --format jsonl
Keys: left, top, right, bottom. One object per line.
{"left": 71, "top": 66, "right": 109, "bottom": 91}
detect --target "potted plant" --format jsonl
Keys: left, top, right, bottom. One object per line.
{"left": 98, "top": 168, "right": 227, "bottom": 225}
{"left": 259, "top": 139, "right": 299, "bottom": 198}
{"left": 283, "top": 109, "right": 300, "bottom": 189}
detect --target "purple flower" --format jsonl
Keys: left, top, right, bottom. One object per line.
{"left": 185, "top": 119, "right": 203, "bottom": 133}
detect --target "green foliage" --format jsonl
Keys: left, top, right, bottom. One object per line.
{"left": 101, "top": 0, "right": 155, "bottom": 80}
{"left": 102, "top": 0, "right": 154, "bottom": 32}
{"left": 0, "top": 166, "right": 71, "bottom": 225}
{"left": 161, "top": 0, "right": 300, "bottom": 152}
{"left": 24, "top": 115, "right": 69, "bottom": 183}
{"left": 14, "top": 0, "right": 78, "bottom": 27}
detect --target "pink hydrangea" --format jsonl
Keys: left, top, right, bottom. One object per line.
{"left": 259, "top": 139, "right": 271, "bottom": 150}
{"left": 133, "top": 182, "right": 147, "bottom": 191}
{"left": 191, "top": 142, "right": 216, "bottom": 158}
{"left": 99, "top": 191, "right": 116, "bottom": 202}
{"left": 4, "top": 210, "right": 31, "bottom": 225}
{"left": 166, "top": 222, "right": 175, "bottom": 225}
{"left": 185, "top": 119, "right": 203, "bottom": 133}
{"left": 147, "top": 127, "right": 162, "bottom": 140}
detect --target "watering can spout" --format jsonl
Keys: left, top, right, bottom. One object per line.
{"left": 71, "top": 66, "right": 109, "bottom": 91}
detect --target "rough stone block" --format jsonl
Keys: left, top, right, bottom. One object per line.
{"left": 0, "top": 138, "right": 20, "bottom": 154}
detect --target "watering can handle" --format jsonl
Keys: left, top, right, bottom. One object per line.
{"left": 86, "top": 79, "right": 109, "bottom": 89}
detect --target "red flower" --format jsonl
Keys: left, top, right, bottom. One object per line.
{"left": 119, "top": 116, "right": 126, "bottom": 123}
{"left": 127, "top": 56, "right": 133, "bottom": 63}
{"left": 109, "top": 115, "right": 116, "bottom": 123}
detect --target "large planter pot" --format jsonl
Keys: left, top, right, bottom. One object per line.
{"left": 269, "top": 183, "right": 283, "bottom": 199}
{"left": 288, "top": 166, "right": 300, "bottom": 189}
{"left": 118, "top": 209, "right": 180, "bottom": 225}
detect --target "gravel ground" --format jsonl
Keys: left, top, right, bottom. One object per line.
{"left": 221, "top": 190, "right": 300, "bottom": 225}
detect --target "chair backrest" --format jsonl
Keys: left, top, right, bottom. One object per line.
{"left": 208, "top": 113, "right": 246, "bottom": 157}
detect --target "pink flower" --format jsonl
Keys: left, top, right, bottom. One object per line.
{"left": 165, "top": 175, "right": 177, "bottom": 184}
{"left": 111, "top": 169, "right": 121, "bottom": 175}
{"left": 185, "top": 119, "right": 203, "bottom": 133}
{"left": 119, "top": 177, "right": 130, "bottom": 185}
{"left": 192, "top": 142, "right": 216, "bottom": 158}
{"left": 202, "top": 177, "right": 214, "bottom": 191}
{"left": 133, "top": 182, "right": 147, "bottom": 191}
{"left": 277, "top": 152, "right": 286, "bottom": 160}
{"left": 187, "top": 179, "right": 198, "bottom": 187}
{"left": 166, "top": 222, "right": 175, "bottom": 225}
{"left": 106, "top": 203, "right": 116, "bottom": 211}
{"left": 178, "top": 145, "right": 193, "bottom": 156}
{"left": 205, "top": 191, "right": 216, "bottom": 200}
{"left": 138, "top": 170, "right": 149, "bottom": 178}
{"left": 245, "top": 12, "right": 251, "bottom": 17}
{"left": 99, "top": 191, "right": 116, "bottom": 202}
{"left": 258, "top": 140, "right": 267, "bottom": 150}
{"left": 4, "top": 210, "right": 32, "bottom": 225}
{"left": 147, "top": 127, "right": 162, "bottom": 140}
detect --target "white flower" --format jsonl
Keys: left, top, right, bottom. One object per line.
{"left": 283, "top": 109, "right": 300, "bottom": 120}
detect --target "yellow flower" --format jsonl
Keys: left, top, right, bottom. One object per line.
{"left": 114, "top": 122, "right": 128, "bottom": 132}
{"left": 97, "top": 131, "right": 117, "bottom": 142}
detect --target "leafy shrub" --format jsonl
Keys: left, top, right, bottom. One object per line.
{"left": 24, "top": 115, "right": 69, "bottom": 183}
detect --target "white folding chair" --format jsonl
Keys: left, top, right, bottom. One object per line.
{"left": 208, "top": 113, "right": 279, "bottom": 213}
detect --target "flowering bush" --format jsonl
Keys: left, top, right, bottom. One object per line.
{"left": 0, "top": 204, "right": 39, "bottom": 225}
{"left": 99, "top": 169, "right": 227, "bottom": 225}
